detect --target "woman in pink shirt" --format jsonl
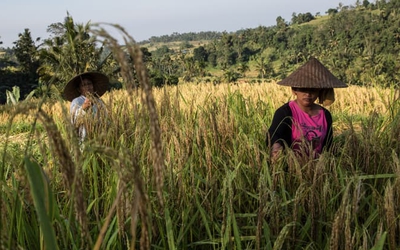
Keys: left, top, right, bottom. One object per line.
{"left": 267, "top": 57, "right": 347, "bottom": 162}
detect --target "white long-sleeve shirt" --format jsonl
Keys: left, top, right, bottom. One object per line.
{"left": 70, "top": 95, "right": 106, "bottom": 142}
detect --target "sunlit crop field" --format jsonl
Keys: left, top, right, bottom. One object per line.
{"left": 1, "top": 79, "right": 399, "bottom": 250}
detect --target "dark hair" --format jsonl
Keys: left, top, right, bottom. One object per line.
{"left": 76, "top": 77, "right": 94, "bottom": 96}
{"left": 292, "top": 87, "right": 320, "bottom": 93}
{"left": 78, "top": 76, "right": 93, "bottom": 86}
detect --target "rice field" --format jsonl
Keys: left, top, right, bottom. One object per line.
{"left": 1, "top": 79, "right": 399, "bottom": 250}
{"left": 1, "top": 27, "right": 399, "bottom": 249}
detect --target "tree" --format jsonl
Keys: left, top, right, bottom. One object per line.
{"left": 215, "top": 33, "right": 237, "bottom": 67}
{"left": 237, "top": 62, "right": 249, "bottom": 77}
{"left": 193, "top": 46, "right": 208, "bottom": 63}
{"left": 151, "top": 45, "right": 171, "bottom": 59}
{"left": 179, "top": 41, "right": 193, "bottom": 51}
{"left": 255, "top": 57, "right": 274, "bottom": 79}
{"left": 38, "top": 13, "right": 111, "bottom": 92}
{"left": 11, "top": 28, "right": 40, "bottom": 99}
{"left": 326, "top": 8, "right": 338, "bottom": 15}
{"left": 222, "top": 69, "right": 239, "bottom": 83}
{"left": 291, "top": 12, "right": 298, "bottom": 24}
{"left": 182, "top": 57, "right": 196, "bottom": 82}
{"left": 13, "top": 29, "right": 40, "bottom": 74}
{"left": 276, "top": 16, "right": 287, "bottom": 30}
{"left": 362, "top": 0, "right": 370, "bottom": 8}
{"left": 140, "top": 47, "right": 152, "bottom": 63}
{"left": 294, "top": 12, "right": 315, "bottom": 24}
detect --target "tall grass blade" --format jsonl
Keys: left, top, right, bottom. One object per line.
{"left": 195, "top": 191, "right": 213, "bottom": 241}
{"left": 231, "top": 212, "right": 242, "bottom": 250}
{"left": 24, "top": 157, "right": 58, "bottom": 250}
{"left": 165, "top": 207, "right": 176, "bottom": 250}
{"left": 370, "top": 232, "right": 387, "bottom": 250}
{"left": 272, "top": 222, "right": 294, "bottom": 250}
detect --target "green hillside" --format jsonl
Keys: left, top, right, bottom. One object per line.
{"left": 1, "top": 0, "right": 399, "bottom": 103}
{"left": 136, "top": 1, "right": 399, "bottom": 86}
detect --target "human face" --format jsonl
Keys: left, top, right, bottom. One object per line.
{"left": 292, "top": 88, "right": 320, "bottom": 107}
{"left": 79, "top": 78, "right": 94, "bottom": 96}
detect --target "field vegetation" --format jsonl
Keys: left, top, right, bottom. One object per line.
{"left": 1, "top": 74, "right": 400, "bottom": 249}
{"left": 1, "top": 1, "right": 400, "bottom": 249}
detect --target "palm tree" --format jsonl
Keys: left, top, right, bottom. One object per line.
{"left": 255, "top": 57, "right": 267, "bottom": 79}
{"left": 38, "top": 14, "right": 113, "bottom": 92}
{"left": 223, "top": 69, "right": 239, "bottom": 83}
{"left": 182, "top": 57, "right": 196, "bottom": 82}
{"left": 237, "top": 62, "right": 249, "bottom": 77}
{"left": 255, "top": 57, "right": 274, "bottom": 80}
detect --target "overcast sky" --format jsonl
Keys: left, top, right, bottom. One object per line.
{"left": 1, "top": 0, "right": 356, "bottom": 48}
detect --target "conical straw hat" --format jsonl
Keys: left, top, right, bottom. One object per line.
{"left": 63, "top": 72, "right": 110, "bottom": 101}
{"left": 277, "top": 57, "right": 347, "bottom": 88}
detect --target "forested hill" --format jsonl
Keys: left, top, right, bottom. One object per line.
{"left": 141, "top": 0, "right": 400, "bottom": 87}
{"left": 0, "top": 0, "right": 399, "bottom": 104}
{"left": 138, "top": 31, "right": 224, "bottom": 44}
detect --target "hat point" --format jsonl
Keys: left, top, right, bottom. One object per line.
{"left": 277, "top": 57, "right": 347, "bottom": 88}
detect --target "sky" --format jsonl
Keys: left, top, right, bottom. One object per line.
{"left": 1, "top": 0, "right": 356, "bottom": 48}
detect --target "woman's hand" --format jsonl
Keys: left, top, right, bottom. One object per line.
{"left": 82, "top": 98, "right": 92, "bottom": 110}
{"left": 271, "top": 143, "right": 283, "bottom": 163}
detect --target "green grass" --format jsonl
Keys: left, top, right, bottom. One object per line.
{"left": 1, "top": 86, "right": 399, "bottom": 249}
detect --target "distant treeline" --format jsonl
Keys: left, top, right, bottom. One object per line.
{"left": 137, "top": 8, "right": 322, "bottom": 44}
{"left": 138, "top": 31, "right": 224, "bottom": 44}
{"left": 145, "top": 0, "right": 400, "bottom": 86}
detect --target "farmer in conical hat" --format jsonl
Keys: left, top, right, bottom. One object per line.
{"left": 63, "top": 72, "right": 110, "bottom": 142}
{"left": 267, "top": 57, "right": 348, "bottom": 162}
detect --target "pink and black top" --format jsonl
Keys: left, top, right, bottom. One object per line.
{"left": 267, "top": 101, "right": 332, "bottom": 156}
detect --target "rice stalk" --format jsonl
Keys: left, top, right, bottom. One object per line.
{"left": 329, "top": 181, "right": 352, "bottom": 250}
{"left": 124, "top": 34, "right": 165, "bottom": 208}
{"left": 90, "top": 23, "right": 166, "bottom": 249}
{"left": 272, "top": 222, "right": 294, "bottom": 250}
{"left": 256, "top": 160, "right": 269, "bottom": 250}
{"left": 383, "top": 183, "right": 396, "bottom": 250}
{"left": 392, "top": 152, "right": 400, "bottom": 247}
{"left": 344, "top": 204, "right": 352, "bottom": 250}
{"left": 330, "top": 213, "right": 341, "bottom": 250}
{"left": 37, "top": 109, "right": 91, "bottom": 247}
{"left": 93, "top": 182, "right": 126, "bottom": 250}
{"left": 116, "top": 180, "right": 128, "bottom": 240}
{"left": 164, "top": 207, "right": 177, "bottom": 250}
{"left": 95, "top": 23, "right": 164, "bottom": 202}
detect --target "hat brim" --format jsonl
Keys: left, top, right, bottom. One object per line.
{"left": 63, "top": 72, "right": 110, "bottom": 101}
{"left": 277, "top": 57, "right": 348, "bottom": 88}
